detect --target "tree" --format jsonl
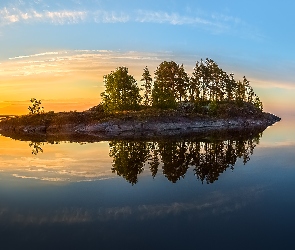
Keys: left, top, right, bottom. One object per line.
{"left": 190, "top": 59, "right": 210, "bottom": 102}
{"left": 207, "top": 59, "right": 226, "bottom": 101}
{"left": 189, "top": 62, "right": 201, "bottom": 102}
{"left": 224, "top": 73, "right": 236, "bottom": 101}
{"left": 141, "top": 66, "right": 153, "bottom": 106}
{"left": 253, "top": 95, "right": 263, "bottom": 111}
{"left": 175, "top": 64, "right": 189, "bottom": 102}
{"left": 235, "top": 80, "right": 246, "bottom": 104}
{"left": 152, "top": 61, "right": 189, "bottom": 108}
{"left": 100, "top": 67, "right": 142, "bottom": 112}
{"left": 192, "top": 58, "right": 227, "bottom": 102}
{"left": 152, "top": 83, "right": 176, "bottom": 109}
{"left": 28, "top": 98, "right": 44, "bottom": 114}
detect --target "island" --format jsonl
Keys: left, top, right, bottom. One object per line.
{"left": 0, "top": 58, "right": 281, "bottom": 141}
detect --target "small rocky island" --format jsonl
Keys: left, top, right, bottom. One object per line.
{"left": 0, "top": 59, "right": 281, "bottom": 141}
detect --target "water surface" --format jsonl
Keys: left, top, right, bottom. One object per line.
{"left": 0, "top": 117, "right": 294, "bottom": 249}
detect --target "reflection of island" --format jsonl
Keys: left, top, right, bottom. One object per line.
{"left": 110, "top": 132, "right": 262, "bottom": 185}
{"left": 22, "top": 129, "right": 262, "bottom": 184}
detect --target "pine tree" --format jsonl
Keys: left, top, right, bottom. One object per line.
{"left": 141, "top": 66, "right": 153, "bottom": 106}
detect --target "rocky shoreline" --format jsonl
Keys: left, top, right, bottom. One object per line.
{"left": 0, "top": 112, "right": 281, "bottom": 141}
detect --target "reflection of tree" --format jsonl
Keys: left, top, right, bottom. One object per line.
{"left": 109, "top": 141, "right": 150, "bottom": 185}
{"left": 158, "top": 141, "right": 189, "bottom": 183}
{"left": 108, "top": 133, "right": 263, "bottom": 185}
{"left": 191, "top": 136, "right": 260, "bottom": 184}
{"left": 192, "top": 141, "right": 237, "bottom": 184}
{"left": 148, "top": 142, "right": 160, "bottom": 178}
{"left": 29, "top": 142, "right": 44, "bottom": 155}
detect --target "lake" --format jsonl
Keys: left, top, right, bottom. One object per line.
{"left": 0, "top": 116, "right": 294, "bottom": 250}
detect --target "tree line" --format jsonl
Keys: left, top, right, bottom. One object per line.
{"left": 101, "top": 58, "right": 263, "bottom": 112}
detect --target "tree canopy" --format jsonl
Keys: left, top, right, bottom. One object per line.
{"left": 141, "top": 66, "right": 153, "bottom": 106}
{"left": 100, "top": 67, "right": 142, "bottom": 112}
{"left": 28, "top": 98, "right": 44, "bottom": 114}
{"left": 152, "top": 61, "right": 189, "bottom": 109}
{"left": 100, "top": 59, "right": 263, "bottom": 112}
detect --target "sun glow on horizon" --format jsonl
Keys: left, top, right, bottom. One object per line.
{"left": 0, "top": 50, "right": 293, "bottom": 116}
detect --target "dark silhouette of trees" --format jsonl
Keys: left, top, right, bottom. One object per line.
{"left": 108, "top": 132, "right": 262, "bottom": 185}
{"left": 109, "top": 141, "right": 150, "bottom": 185}
{"left": 28, "top": 98, "right": 44, "bottom": 114}
{"left": 152, "top": 61, "right": 189, "bottom": 108}
{"left": 151, "top": 58, "right": 262, "bottom": 110}
{"left": 100, "top": 67, "right": 142, "bottom": 113}
{"left": 141, "top": 66, "right": 153, "bottom": 106}
{"left": 224, "top": 73, "right": 237, "bottom": 102}
{"left": 148, "top": 142, "right": 160, "bottom": 178}
{"left": 158, "top": 141, "right": 189, "bottom": 183}
{"left": 189, "top": 58, "right": 262, "bottom": 108}
{"left": 101, "top": 59, "right": 264, "bottom": 112}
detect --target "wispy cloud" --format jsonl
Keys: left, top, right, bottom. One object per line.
{"left": 0, "top": 7, "right": 88, "bottom": 25}
{"left": 93, "top": 10, "right": 129, "bottom": 23}
{"left": 0, "top": 5, "right": 239, "bottom": 33}
{"left": 46, "top": 10, "right": 87, "bottom": 24}
{"left": 2, "top": 49, "right": 295, "bottom": 91}
{"left": 2, "top": 50, "right": 175, "bottom": 78}
{"left": 135, "top": 10, "right": 214, "bottom": 26}
{"left": 9, "top": 51, "right": 59, "bottom": 60}
{"left": 0, "top": 7, "right": 131, "bottom": 26}
{"left": 211, "top": 13, "right": 241, "bottom": 25}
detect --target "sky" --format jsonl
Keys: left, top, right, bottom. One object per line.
{"left": 0, "top": 0, "right": 294, "bottom": 117}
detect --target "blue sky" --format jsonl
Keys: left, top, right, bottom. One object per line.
{"left": 0, "top": 0, "right": 294, "bottom": 116}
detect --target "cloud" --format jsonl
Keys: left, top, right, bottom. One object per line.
{"left": 0, "top": 7, "right": 88, "bottom": 25}
{"left": 252, "top": 78, "right": 295, "bottom": 90}
{"left": 136, "top": 10, "right": 215, "bottom": 27}
{"left": 0, "top": 5, "right": 239, "bottom": 34}
{"left": 0, "top": 7, "right": 130, "bottom": 26}
{"left": 1, "top": 50, "right": 175, "bottom": 78}
{"left": 2, "top": 49, "right": 294, "bottom": 97}
{"left": 93, "top": 10, "right": 129, "bottom": 23}
{"left": 45, "top": 10, "right": 87, "bottom": 24}
{"left": 0, "top": 1, "right": 265, "bottom": 43}
{"left": 9, "top": 51, "right": 60, "bottom": 60}
{"left": 211, "top": 13, "right": 241, "bottom": 24}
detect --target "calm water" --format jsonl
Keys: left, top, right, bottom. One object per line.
{"left": 0, "top": 116, "right": 294, "bottom": 249}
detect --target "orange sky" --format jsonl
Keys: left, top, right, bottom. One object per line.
{"left": 0, "top": 50, "right": 294, "bottom": 116}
